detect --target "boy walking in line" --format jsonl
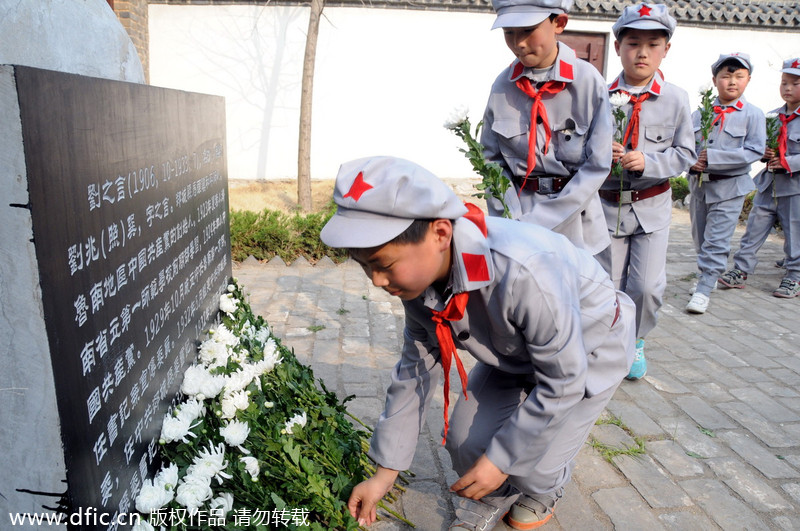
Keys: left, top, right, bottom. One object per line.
{"left": 322, "top": 157, "right": 634, "bottom": 530}
{"left": 720, "top": 58, "right": 800, "bottom": 298}
{"left": 597, "top": 3, "right": 696, "bottom": 380}
{"left": 686, "top": 53, "right": 766, "bottom": 314}
{"left": 480, "top": 0, "right": 613, "bottom": 258}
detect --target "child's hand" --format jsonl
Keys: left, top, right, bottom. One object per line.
{"left": 449, "top": 454, "right": 509, "bottom": 500}
{"left": 612, "top": 141, "right": 625, "bottom": 163}
{"left": 619, "top": 151, "right": 645, "bottom": 173}
{"left": 347, "top": 466, "right": 399, "bottom": 526}
{"left": 764, "top": 147, "right": 776, "bottom": 160}
{"left": 767, "top": 156, "right": 785, "bottom": 171}
{"left": 691, "top": 150, "right": 708, "bottom": 173}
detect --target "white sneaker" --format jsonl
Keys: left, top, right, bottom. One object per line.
{"left": 689, "top": 280, "right": 717, "bottom": 294}
{"left": 686, "top": 293, "right": 710, "bottom": 314}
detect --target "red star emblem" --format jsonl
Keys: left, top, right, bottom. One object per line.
{"left": 638, "top": 4, "right": 652, "bottom": 16}
{"left": 343, "top": 171, "right": 372, "bottom": 201}
{"left": 792, "top": 59, "right": 800, "bottom": 69}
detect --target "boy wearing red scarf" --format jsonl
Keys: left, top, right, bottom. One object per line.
{"left": 720, "top": 58, "right": 800, "bottom": 298}
{"left": 321, "top": 157, "right": 634, "bottom": 530}
{"left": 686, "top": 53, "right": 766, "bottom": 314}
{"left": 597, "top": 3, "right": 696, "bottom": 380}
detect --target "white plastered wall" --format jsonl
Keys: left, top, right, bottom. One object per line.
{"left": 149, "top": 5, "right": 798, "bottom": 181}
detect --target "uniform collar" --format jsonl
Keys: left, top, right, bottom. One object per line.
{"left": 421, "top": 210, "right": 494, "bottom": 310}
{"left": 780, "top": 104, "right": 800, "bottom": 118}
{"left": 608, "top": 70, "right": 664, "bottom": 96}
{"left": 508, "top": 42, "right": 577, "bottom": 84}
{"left": 714, "top": 97, "right": 746, "bottom": 110}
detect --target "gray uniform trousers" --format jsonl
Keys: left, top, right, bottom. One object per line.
{"left": 734, "top": 183, "right": 800, "bottom": 282}
{"left": 445, "top": 364, "right": 619, "bottom": 504}
{"left": 689, "top": 178, "right": 748, "bottom": 295}
{"left": 596, "top": 200, "right": 670, "bottom": 339}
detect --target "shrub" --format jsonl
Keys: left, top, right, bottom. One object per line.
{"left": 230, "top": 200, "right": 349, "bottom": 264}
{"left": 669, "top": 176, "right": 689, "bottom": 202}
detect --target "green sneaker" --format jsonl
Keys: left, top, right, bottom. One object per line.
{"left": 773, "top": 278, "right": 800, "bottom": 299}
{"left": 626, "top": 338, "right": 646, "bottom": 380}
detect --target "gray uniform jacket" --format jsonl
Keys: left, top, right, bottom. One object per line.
{"left": 691, "top": 96, "right": 766, "bottom": 203}
{"left": 368, "top": 214, "right": 635, "bottom": 475}
{"left": 480, "top": 43, "right": 613, "bottom": 255}
{"left": 600, "top": 72, "right": 696, "bottom": 233}
{"left": 754, "top": 105, "right": 800, "bottom": 197}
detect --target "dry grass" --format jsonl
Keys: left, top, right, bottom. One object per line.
{"left": 228, "top": 179, "right": 335, "bottom": 213}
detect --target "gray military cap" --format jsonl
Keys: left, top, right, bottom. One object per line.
{"left": 491, "top": 0, "right": 573, "bottom": 30}
{"left": 320, "top": 156, "right": 467, "bottom": 249}
{"left": 612, "top": 3, "right": 677, "bottom": 40}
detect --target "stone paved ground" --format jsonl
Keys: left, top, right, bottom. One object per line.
{"left": 233, "top": 210, "right": 800, "bottom": 531}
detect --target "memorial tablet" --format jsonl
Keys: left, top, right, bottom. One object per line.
{"left": 13, "top": 65, "right": 230, "bottom": 528}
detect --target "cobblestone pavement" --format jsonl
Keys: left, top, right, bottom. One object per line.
{"left": 233, "top": 210, "right": 800, "bottom": 531}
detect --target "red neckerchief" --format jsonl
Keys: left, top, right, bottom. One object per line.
{"left": 711, "top": 105, "right": 736, "bottom": 131}
{"left": 621, "top": 92, "right": 651, "bottom": 150}
{"left": 778, "top": 111, "right": 798, "bottom": 172}
{"left": 515, "top": 77, "right": 567, "bottom": 186}
{"left": 432, "top": 204, "right": 487, "bottom": 445}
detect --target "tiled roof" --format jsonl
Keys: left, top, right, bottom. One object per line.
{"left": 316, "top": 0, "right": 800, "bottom": 30}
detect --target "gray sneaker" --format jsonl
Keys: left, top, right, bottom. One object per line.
{"left": 449, "top": 494, "right": 520, "bottom": 530}
{"left": 773, "top": 278, "right": 800, "bottom": 299}
{"left": 507, "top": 494, "right": 559, "bottom": 530}
{"left": 719, "top": 268, "right": 747, "bottom": 289}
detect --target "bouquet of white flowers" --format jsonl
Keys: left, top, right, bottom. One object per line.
{"left": 444, "top": 106, "right": 513, "bottom": 218}
{"left": 609, "top": 92, "right": 631, "bottom": 235}
{"left": 133, "top": 279, "right": 412, "bottom": 530}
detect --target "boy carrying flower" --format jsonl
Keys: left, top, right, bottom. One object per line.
{"left": 322, "top": 156, "right": 635, "bottom": 530}
{"left": 479, "top": 0, "right": 613, "bottom": 259}
{"left": 596, "top": 3, "right": 696, "bottom": 380}
{"left": 686, "top": 53, "right": 766, "bottom": 313}
{"left": 719, "top": 58, "right": 800, "bottom": 298}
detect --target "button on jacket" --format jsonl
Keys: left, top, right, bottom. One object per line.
{"left": 480, "top": 43, "right": 613, "bottom": 255}
{"left": 367, "top": 215, "right": 635, "bottom": 474}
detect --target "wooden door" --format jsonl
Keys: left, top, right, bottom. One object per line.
{"left": 559, "top": 32, "right": 608, "bottom": 75}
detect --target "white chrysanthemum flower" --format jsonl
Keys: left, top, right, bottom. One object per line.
{"left": 160, "top": 413, "right": 197, "bottom": 444}
{"left": 134, "top": 478, "right": 173, "bottom": 513}
{"left": 210, "top": 492, "right": 234, "bottom": 515}
{"left": 698, "top": 82, "right": 713, "bottom": 94}
{"left": 443, "top": 104, "right": 470, "bottom": 130}
{"left": 199, "top": 340, "right": 229, "bottom": 368}
{"left": 609, "top": 92, "right": 631, "bottom": 108}
{"left": 220, "top": 420, "right": 250, "bottom": 447}
{"left": 187, "top": 443, "right": 232, "bottom": 485}
{"left": 181, "top": 365, "right": 226, "bottom": 400}
{"left": 209, "top": 323, "right": 240, "bottom": 347}
{"left": 227, "top": 284, "right": 236, "bottom": 292}
{"left": 175, "top": 474, "right": 213, "bottom": 515}
{"left": 219, "top": 293, "right": 239, "bottom": 315}
{"left": 766, "top": 112, "right": 779, "bottom": 119}
{"left": 254, "top": 348, "right": 282, "bottom": 376}
{"left": 240, "top": 456, "right": 260, "bottom": 480}
{"left": 176, "top": 398, "right": 206, "bottom": 424}
{"left": 224, "top": 368, "right": 254, "bottom": 395}
{"left": 254, "top": 326, "right": 270, "bottom": 346}
{"left": 285, "top": 411, "right": 307, "bottom": 435}
{"left": 220, "top": 389, "right": 250, "bottom": 419}
{"left": 154, "top": 463, "right": 180, "bottom": 491}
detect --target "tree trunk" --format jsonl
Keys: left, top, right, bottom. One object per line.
{"left": 297, "top": 0, "right": 324, "bottom": 212}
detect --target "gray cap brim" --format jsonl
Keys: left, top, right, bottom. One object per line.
{"left": 320, "top": 206, "right": 415, "bottom": 249}
{"left": 613, "top": 20, "right": 671, "bottom": 39}
{"left": 492, "top": 10, "right": 551, "bottom": 29}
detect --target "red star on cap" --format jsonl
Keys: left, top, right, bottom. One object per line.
{"left": 638, "top": 4, "right": 652, "bottom": 16}
{"left": 343, "top": 171, "right": 372, "bottom": 201}
{"left": 792, "top": 59, "right": 800, "bottom": 69}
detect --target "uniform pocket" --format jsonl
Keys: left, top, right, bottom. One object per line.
{"left": 787, "top": 132, "right": 800, "bottom": 156}
{"left": 643, "top": 125, "right": 676, "bottom": 153}
{"left": 712, "top": 123, "right": 746, "bottom": 150}
{"left": 552, "top": 119, "right": 587, "bottom": 164}
{"left": 491, "top": 119, "right": 528, "bottom": 166}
